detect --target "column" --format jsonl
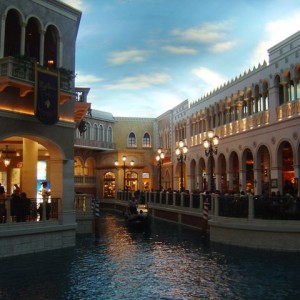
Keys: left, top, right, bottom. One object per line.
{"left": 20, "top": 22, "right": 26, "bottom": 56}
{"left": 49, "top": 158, "right": 75, "bottom": 225}
{"left": 39, "top": 30, "right": 45, "bottom": 66}
{"left": 0, "top": 14, "right": 6, "bottom": 58}
{"left": 58, "top": 37, "right": 63, "bottom": 67}
{"left": 240, "top": 169, "right": 246, "bottom": 193}
{"left": 21, "top": 139, "right": 38, "bottom": 198}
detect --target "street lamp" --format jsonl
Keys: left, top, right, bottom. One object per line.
{"left": 175, "top": 141, "right": 188, "bottom": 192}
{"left": 156, "top": 148, "right": 165, "bottom": 191}
{"left": 203, "top": 130, "right": 219, "bottom": 193}
{"left": 115, "top": 155, "right": 134, "bottom": 191}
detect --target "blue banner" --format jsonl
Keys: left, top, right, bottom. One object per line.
{"left": 35, "top": 66, "right": 59, "bottom": 125}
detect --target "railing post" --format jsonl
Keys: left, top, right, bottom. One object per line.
{"left": 248, "top": 194, "right": 254, "bottom": 220}
{"left": 6, "top": 199, "right": 11, "bottom": 223}
{"left": 180, "top": 192, "right": 184, "bottom": 207}
{"left": 159, "top": 191, "right": 162, "bottom": 205}
{"left": 211, "top": 193, "right": 214, "bottom": 214}
{"left": 200, "top": 193, "right": 204, "bottom": 212}
{"left": 214, "top": 194, "right": 219, "bottom": 216}
{"left": 172, "top": 192, "right": 175, "bottom": 206}
{"left": 189, "top": 193, "right": 193, "bottom": 209}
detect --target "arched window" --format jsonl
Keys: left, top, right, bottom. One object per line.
{"left": 44, "top": 25, "right": 59, "bottom": 67}
{"left": 74, "top": 157, "right": 84, "bottom": 176}
{"left": 128, "top": 132, "right": 136, "bottom": 147}
{"left": 83, "top": 122, "right": 91, "bottom": 140}
{"left": 84, "top": 158, "right": 95, "bottom": 176}
{"left": 100, "top": 125, "right": 104, "bottom": 141}
{"left": 93, "top": 124, "right": 98, "bottom": 140}
{"left": 142, "top": 132, "right": 151, "bottom": 147}
{"left": 4, "top": 9, "right": 22, "bottom": 56}
{"left": 107, "top": 126, "right": 113, "bottom": 143}
{"left": 25, "top": 17, "right": 40, "bottom": 62}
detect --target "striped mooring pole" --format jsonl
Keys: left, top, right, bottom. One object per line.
{"left": 93, "top": 199, "right": 100, "bottom": 240}
{"left": 202, "top": 199, "right": 209, "bottom": 233}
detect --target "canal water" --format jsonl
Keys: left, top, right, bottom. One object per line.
{"left": 0, "top": 211, "right": 299, "bottom": 300}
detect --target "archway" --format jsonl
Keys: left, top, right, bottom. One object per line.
{"left": 229, "top": 151, "right": 239, "bottom": 193}
{"left": 103, "top": 172, "right": 115, "bottom": 198}
{"left": 257, "top": 145, "right": 271, "bottom": 195}
{"left": 278, "top": 141, "right": 295, "bottom": 195}
{"left": 218, "top": 153, "right": 227, "bottom": 193}
{"left": 242, "top": 148, "right": 254, "bottom": 194}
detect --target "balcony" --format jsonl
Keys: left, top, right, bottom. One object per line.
{"left": 74, "top": 137, "right": 116, "bottom": 150}
{"left": 0, "top": 56, "right": 74, "bottom": 104}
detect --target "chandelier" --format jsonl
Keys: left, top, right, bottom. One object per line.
{"left": 0, "top": 145, "right": 16, "bottom": 167}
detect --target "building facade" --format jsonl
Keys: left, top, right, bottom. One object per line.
{"left": 0, "top": 0, "right": 87, "bottom": 257}
{"left": 79, "top": 31, "right": 300, "bottom": 199}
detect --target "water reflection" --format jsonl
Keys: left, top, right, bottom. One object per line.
{"left": 0, "top": 211, "right": 299, "bottom": 300}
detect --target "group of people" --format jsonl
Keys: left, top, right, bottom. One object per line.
{"left": 0, "top": 181, "right": 51, "bottom": 222}
{"left": 0, "top": 183, "right": 31, "bottom": 222}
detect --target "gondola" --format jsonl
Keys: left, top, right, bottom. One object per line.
{"left": 124, "top": 206, "right": 149, "bottom": 228}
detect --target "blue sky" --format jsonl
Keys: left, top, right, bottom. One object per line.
{"left": 61, "top": 0, "right": 300, "bottom": 118}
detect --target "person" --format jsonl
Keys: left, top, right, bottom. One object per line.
{"left": 13, "top": 184, "right": 21, "bottom": 195}
{"left": 39, "top": 182, "right": 51, "bottom": 220}
{"left": 20, "top": 192, "right": 31, "bottom": 222}
{"left": 0, "top": 183, "right": 5, "bottom": 198}
{"left": 0, "top": 183, "right": 6, "bottom": 222}
{"left": 10, "top": 188, "right": 22, "bottom": 222}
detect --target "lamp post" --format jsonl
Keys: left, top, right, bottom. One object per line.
{"left": 175, "top": 141, "right": 188, "bottom": 192}
{"left": 156, "top": 148, "right": 165, "bottom": 191}
{"left": 203, "top": 130, "right": 219, "bottom": 193}
{"left": 115, "top": 155, "right": 134, "bottom": 191}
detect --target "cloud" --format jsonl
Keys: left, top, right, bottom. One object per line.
{"left": 192, "top": 67, "right": 228, "bottom": 93}
{"left": 249, "top": 10, "right": 300, "bottom": 65}
{"left": 162, "top": 45, "right": 197, "bottom": 55}
{"left": 104, "top": 73, "right": 172, "bottom": 90}
{"left": 209, "top": 41, "right": 237, "bottom": 53}
{"left": 108, "top": 49, "right": 149, "bottom": 65}
{"left": 75, "top": 72, "right": 104, "bottom": 87}
{"left": 171, "top": 21, "right": 232, "bottom": 44}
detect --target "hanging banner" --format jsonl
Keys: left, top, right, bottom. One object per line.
{"left": 34, "top": 65, "right": 59, "bottom": 125}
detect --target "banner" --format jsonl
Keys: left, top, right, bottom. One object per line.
{"left": 35, "top": 66, "right": 59, "bottom": 125}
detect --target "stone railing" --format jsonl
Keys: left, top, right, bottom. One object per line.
{"left": 276, "top": 99, "right": 300, "bottom": 121}
{"left": 190, "top": 111, "right": 270, "bottom": 147}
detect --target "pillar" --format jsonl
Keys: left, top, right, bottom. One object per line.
{"left": 0, "top": 14, "right": 5, "bottom": 58}
{"left": 21, "top": 139, "right": 38, "bottom": 198}
{"left": 49, "top": 158, "right": 75, "bottom": 225}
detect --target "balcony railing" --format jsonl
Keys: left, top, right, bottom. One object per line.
{"left": 74, "top": 137, "right": 116, "bottom": 150}
{"left": 276, "top": 99, "right": 300, "bottom": 121}
{"left": 0, "top": 56, "right": 73, "bottom": 92}
{"left": 0, "top": 197, "right": 60, "bottom": 223}
{"left": 74, "top": 176, "right": 96, "bottom": 185}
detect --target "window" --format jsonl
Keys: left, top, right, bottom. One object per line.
{"left": 142, "top": 133, "right": 151, "bottom": 147}
{"left": 93, "top": 124, "right": 98, "bottom": 140}
{"left": 107, "top": 126, "right": 113, "bottom": 143}
{"left": 128, "top": 132, "right": 136, "bottom": 147}
{"left": 100, "top": 125, "right": 104, "bottom": 141}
